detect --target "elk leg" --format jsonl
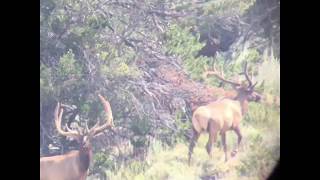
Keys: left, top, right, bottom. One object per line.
{"left": 232, "top": 126, "right": 242, "bottom": 157}
{"left": 188, "top": 128, "right": 200, "bottom": 165}
{"left": 206, "top": 121, "right": 218, "bottom": 159}
{"left": 221, "top": 131, "right": 228, "bottom": 162}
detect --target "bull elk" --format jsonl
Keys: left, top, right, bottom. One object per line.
{"left": 40, "top": 94, "right": 114, "bottom": 180}
{"left": 188, "top": 62, "right": 262, "bottom": 165}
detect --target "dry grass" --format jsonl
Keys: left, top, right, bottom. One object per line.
{"left": 88, "top": 102, "right": 280, "bottom": 180}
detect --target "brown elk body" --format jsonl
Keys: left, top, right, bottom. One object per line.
{"left": 188, "top": 62, "right": 262, "bottom": 165}
{"left": 40, "top": 94, "right": 114, "bottom": 180}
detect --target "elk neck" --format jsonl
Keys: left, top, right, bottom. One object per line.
{"left": 78, "top": 144, "right": 93, "bottom": 173}
{"left": 233, "top": 95, "right": 249, "bottom": 116}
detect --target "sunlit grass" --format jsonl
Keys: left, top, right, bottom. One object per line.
{"left": 88, "top": 102, "right": 279, "bottom": 180}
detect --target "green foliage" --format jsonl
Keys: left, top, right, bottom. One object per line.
{"left": 174, "top": 110, "right": 192, "bottom": 143}
{"left": 225, "top": 48, "right": 261, "bottom": 79}
{"left": 80, "top": 103, "right": 91, "bottom": 115}
{"left": 87, "top": 14, "right": 112, "bottom": 30}
{"left": 165, "top": 24, "right": 209, "bottom": 80}
{"left": 101, "top": 61, "right": 141, "bottom": 79}
{"left": 92, "top": 151, "right": 116, "bottom": 172}
{"left": 165, "top": 24, "right": 204, "bottom": 58}
{"left": 130, "top": 118, "right": 152, "bottom": 137}
{"left": 40, "top": 64, "right": 53, "bottom": 92}
{"left": 185, "top": 56, "right": 212, "bottom": 80}
{"left": 99, "top": 47, "right": 141, "bottom": 79}
{"left": 175, "top": 0, "right": 256, "bottom": 33}
{"left": 159, "top": 110, "right": 192, "bottom": 146}
{"left": 57, "top": 50, "right": 82, "bottom": 81}
{"left": 90, "top": 151, "right": 117, "bottom": 180}
{"left": 202, "top": 0, "right": 256, "bottom": 17}
{"left": 40, "top": 64, "right": 56, "bottom": 104}
{"left": 236, "top": 136, "right": 279, "bottom": 178}
{"left": 256, "top": 52, "right": 280, "bottom": 96}
{"left": 94, "top": 102, "right": 279, "bottom": 180}
{"left": 235, "top": 103, "right": 279, "bottom": 178}
{"left": 245, "top": 102, "right": 280, "bottom": 127}
{"left": 130, "top": 136, "right": 149, "bottom": 148}
{"left": 127, "top": 161, "right": 148, "bottom": 175}
{"left": 129, "top": 118, "right": 152, "bottom": 148}
{"left": 236, "top": 134, "right": 279, "bottom": 178}
{"left": 105, "top": 160, "right": 149, "bottom": 180}
{"left": 40, "top": 0, "right": 55, "bottom": 20}
{"left": 41, "top": 0, "right": 279, "bottom": 179}
{"left": 234, "top": 48, "right": 260, "bottom": 65}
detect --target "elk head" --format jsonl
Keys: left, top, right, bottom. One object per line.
{"left": 203, "top": 61, "right": 262, "bottom": 104}
{"left": 40, "top": 94, "right": 114, "bottom": 180}
{"left": 55, "top": 94, "right": 114, "bottom": 151}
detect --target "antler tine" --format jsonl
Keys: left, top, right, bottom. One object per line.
{"left": 85, "top": 121, "right": 90, "bottom": 133}
{"left": 242, "top": 61, "right": 253, "bottom": 88}
{"left": 54, "top": 102, "right": 80, "bottom": 138}
{"left": 250, "top": 81, "right": 258, "bottom": 91}
{"left": 66, "top": 124, "right": 73, "bottom": 132}
{"left": 89, "top": 94, "right": 114, "bottom": 137}
{"left": 204, "top": 61, "right": 241, "bottom": 87}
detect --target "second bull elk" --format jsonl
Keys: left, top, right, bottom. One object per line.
{"left": 188, "top": 62, "right": 262, "bottom": 165}
{"left": 40, "top": 94, "right": 114, "bottom": 180}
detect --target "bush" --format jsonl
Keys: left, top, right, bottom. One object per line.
{"left": 91, "top": 151, "right": 117, "bottom": 179}
{"left": 256, "top": 52, "right": 280, "bottom": 96}
{"left": 234, "top": 102, "right": 279, "bottom": 179}
{"left": 245, "top": 102, "right": 279, "bottom": 127}
{"left": 129, "top": 117, "right": 152, "bottom": 148}
{"left": 202, "top": 0, "right": 256, "bottom": 17}
{"left": 236, "top": 126, "right": 279, "bottom": 179}
{"left": 57, "top": 49, "right": 82, "bottom": 81}
{"left": 165, "top": 24, "right": 210, "bottom": 80}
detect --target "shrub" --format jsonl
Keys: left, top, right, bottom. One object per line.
{"left": 57, "top": 49, "right": 82, "bottom": 81}
{"left": 256, "top": 51, "right": 280, "bottom": 96}
{"left": 165, "top": 24, "right": 210, "bottom": 80}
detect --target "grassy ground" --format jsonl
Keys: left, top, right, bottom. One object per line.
{"left": 88, "top": 103, "right": 280, "bottom": 180}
